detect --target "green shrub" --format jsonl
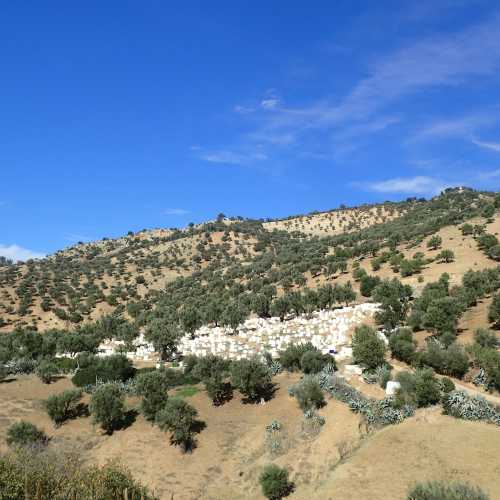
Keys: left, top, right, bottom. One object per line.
{"left": 0, "top": 447, "right": 157, "bottom": 499}
{"left": 407, "top": 480, "right": 489, "bottom": 500}
{"left": 89, "top": 383, "right": 126, "bottom": 434}
{"left": 230, "top": 357, "right": 273, "bottom": 402}
{"left": 279, "top": 343, "right": 317, "bottom": 372}
{"left": 436, "top": 249, "right": 455, "bottom": 263}
{"left": 389, "top": 328, "right": 416, "bottom": 364}
{"left": 156, "top": 398, "right": 199, "bottom": 452}
{"left": 440, "top": 377, "right": 455, "bottom": 395}
{"left": 290, "top": 376, "right": 325, "bottom": 411}
{"left": 352, "top": 325, "right": 386, "bottom": 370}
{"left": 259, "top": 464, "right": 294, "bottom": 500}
{"left": 182, "top": 355, "right": 200, "bottom": 376}
{"left": 44, "top": 389, "right": 83, "bottom": 427}
{"left": 36, "top": 359, "right": 58, "bottom": 384}
{"left": 427, "top": 235, "right": 442, "bottom": 250}
{"left": 192, "top": 354, "right": 230, "bottom": 380}
{"left": 52, "top": 356, "right": 78, "bottom": 373}
{"left": 395, "top": 369, "right": 441, "bottom": 408}
{"left": 488, "top": 293, "right": 500, "bottom": 327}
{"left": 360, "top": 275, "right": 381, "bottom": 297}
{"left": 421, "top": 342, "right": 469, "bottom": 379}
{"left": 300, "top": 350, "right": 334, "bottom": 374}
{"left": 474, "top": 328, "right": 498, "bottom": 349}
{"left": 135, "top": 370, "right": 170, "bottom": 421}
{"left": 72, "top": 354, "right": 135, "bottom": 387}
{"left": 6, "top": 421, "right": 47, "bottom": 448}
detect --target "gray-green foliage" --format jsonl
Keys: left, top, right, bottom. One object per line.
{"left": 36, "top": 359, "right": 58, "bottom": 384}
{"left": 135, "top": 369, "right": 170, "bottom": 421}
{"left": 156, "top": 398, "right": 199, "bottom": 452}
{"left": 6, "top": 421, "right": 47, "bottom": 448}
{"left": 442, "top": 390, "right": 500, "bottom": 426}
{"left": 89, "top": 383, "right": 126, "bottom": 433}
{"left": 319, "top": 370, "right": 414, "bottom": 426}
{"left": 407, "top": 480, "right": 489, "bottom": 500}
{"left": 352, "top": 325, "right": 386, "bottom": 370}
{"left": 264, "top": 420, "right": 288, "bottom": 456}
{"left": 288, "top": 376, "right": 325, "bottom": 411}
{"left": 259, "top": 464, "right": 294, "bottom": 500}
{"left": 230, "top": 356, "right": 273, "bottom": 402}
{"left": 44, "top": 389, "right": 83, "bottom": 427}
{"left": 301, "top": 409, "right": 325, "bottom": 438}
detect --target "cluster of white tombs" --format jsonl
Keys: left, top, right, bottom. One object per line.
{"left": 95, "top": 302, "right": 403, "bottom": 395}
{"left": 97, "top": 302, "right": 382, "bottom": 364}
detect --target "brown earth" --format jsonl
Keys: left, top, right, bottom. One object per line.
{"left": 1, "top": 373, "right": 499, "bottom": 500}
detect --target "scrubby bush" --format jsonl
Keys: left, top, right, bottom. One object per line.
{"left": 259, "top": 464, "right": 294, "bottom": 500}
{"left": 420, "top": 342, "right": 469, "bottom": 379}
{"left": 72, "top": 354, "right": 136, "bottom": 387}
{"left": 440, "top": 377, "right": 455, "bottom": 395}
{"left": 6, "top": 421, "right": 47, "bottom": 448}
{"left": 352, "top": 325, "right": 386, "bottom": 370}
{"left": 289, "top": 376, "right": 325, "bottom": 411}
{"left": 395, "top": 369, "right": 441, "bottom": 408}
{"left": 36, "top": 359, "right": 58, "bottom": 384}
{"left": 407, "top": 480, "right": 489, "bottom": 500}
{"left": 44, "top": 389, "right": 83, "bottom": 427}
{"left": 301, "top": 409, "right": 326, "bottom": 438}
{"left": 427, "top": 235, "right": 442, "bottom": 250}
{"left": 436, "top": 249, "right": 455, "bottom": 263}
{"left": 264, "top": 420, "right": 288, "bottom": 456}
{"left": 279, "top": 343, "right": 317, "bottom": 372}
{"left": 230, "top": 357, "right": 273, "bottom": 402}
{"left": 472, "top": 347, "right": 500, "bottom": 391}
{"left": 389, "top": 328, "right": 416, "bottom": 364}
{"left": 156, "top": 398, "right": 199, "bottom": 452}
{"left": 488, "top": 293, "right": 500, "bottom": 327}
{"left": 182, "top": 354, "right": 200, "bottom": 376}
{"left": 135, "top": 369, "right": 170, "bottom": 421}
{"left": 0, "top": 447, "right": 157, "bottom": 499}
{"left": 372, "top": 279, "right": 413, "bottom": 329}
{"left": 359, "top": 274, "right": 381, "bottom": 297}
{"left": 89, "top": 383, "right": 126, "bottom": 433}
{"left": 474, "top": 328, "right": 498, "bottom": 349}
{"left": 300, "top": 350, "right": 334, "bottom": 374}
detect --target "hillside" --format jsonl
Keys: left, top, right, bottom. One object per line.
{"left": 0, "top": 188, "right": 490, "bottom": 333}
{"left": 1, "top": 187, "right": 500, "bottom": 500}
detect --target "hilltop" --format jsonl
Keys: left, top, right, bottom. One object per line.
{"left": 1, "top": 186, "right": 500, "bottom": 500}
{"left": 0, "top": 188, "right": 486, "bottom": 333}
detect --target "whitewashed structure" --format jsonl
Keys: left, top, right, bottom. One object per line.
{"left": 95, "top": 302, "right": 380, "bottom": 363}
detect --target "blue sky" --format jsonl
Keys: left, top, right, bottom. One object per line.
{"left": 2, "top": 1, "right": 500, "bottom": 260}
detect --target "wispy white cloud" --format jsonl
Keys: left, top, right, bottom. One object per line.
{"left": 472, "top": 137, "right": 500, "bottom": 152}
{"left": 477, "top": 168, "right": 500, "bottom": 181}
{"left": 334, "top": 116, "right": 401, "bottom": 146}
{"left": 164, "top": 208, "right": 190, "bottom": 216}
{"left": 234, "top": 105, "right": 255, "bottom": 114}
{"left": 0, "top": 244, "right": 45, "bottom": 262}
{"left": 199, "top": 150, "right": 268, "bottom": 165}
{"left": 360, "top": 176, "right": 449, "bottom": 195}
{"left": 261, "top": 98, "right": 279, "bottom": 110}
{"left": 233, "top": 14, "right": 500, "bottom": 157}
{"left": 410, "top": 112, "right": 497, "bottom": 142}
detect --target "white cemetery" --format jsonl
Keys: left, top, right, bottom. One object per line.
{"left": 96, "top": 302, "right": 380, "bottom": 363}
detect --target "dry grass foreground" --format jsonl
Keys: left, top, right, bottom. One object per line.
{"left": 1, "top": 373, "right": 499, "bottom": 500}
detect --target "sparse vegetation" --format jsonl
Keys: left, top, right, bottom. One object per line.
{"left": 6, "top": 421, "right": 47, "bottom": 448}
{"left": 259, "top": 464, "right": 294, "bottom": 500}
{"left": 407, "top": 480, "right": 489, "bottom": 500}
